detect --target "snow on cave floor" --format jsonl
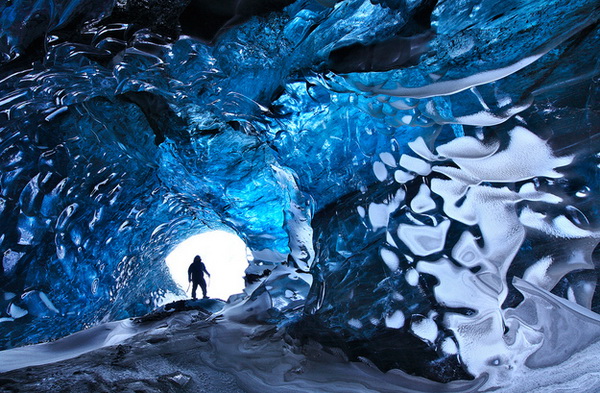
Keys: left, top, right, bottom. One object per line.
{"left": 1, "top": 299, "right": 600, "bottom": 393}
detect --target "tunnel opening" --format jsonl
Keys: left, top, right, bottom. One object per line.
{"left": 164, "top": 230, "right": 250, "bottom": 302}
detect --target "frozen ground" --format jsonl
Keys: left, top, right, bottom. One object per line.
{"left": 1, "top": 299, "right": 599, "bottom": 393}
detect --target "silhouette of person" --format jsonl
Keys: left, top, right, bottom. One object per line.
{"left": 188, "top": 255, "right": 211, "bottom": 299}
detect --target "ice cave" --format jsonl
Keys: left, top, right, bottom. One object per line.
{"left": 164, "top": 230, "right": 249, "bottom": 301}
{"left": 0, "top": 0, "right": 598, "bottom": 391}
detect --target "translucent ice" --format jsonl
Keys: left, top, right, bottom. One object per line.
{"left": 0, "top": 0, "right": 598, "bottom": 389}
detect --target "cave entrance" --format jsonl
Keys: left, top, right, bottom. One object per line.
{"left": 165, "top": 230, "right": 249, "bottom": 301}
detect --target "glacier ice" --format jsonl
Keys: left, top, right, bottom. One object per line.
{"left": 0, "top": 0, "right": 599, "bottom": 390}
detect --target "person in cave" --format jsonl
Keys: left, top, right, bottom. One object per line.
{"left": 188, "top": 255, "right": 211, "bottom": 299}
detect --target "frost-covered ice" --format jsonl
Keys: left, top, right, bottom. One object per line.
{"left": 2, "top": 301, "right": 600, "bottom": 392}
{"left": 0, "top": 317, "right": 158, "bottom": 373}
{"left": 398, "top": 220, "right": 451, "bottom": 256}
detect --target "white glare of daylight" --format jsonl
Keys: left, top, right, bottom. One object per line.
{"left": 165, "top": 230, "right": 248, "bottom": 301}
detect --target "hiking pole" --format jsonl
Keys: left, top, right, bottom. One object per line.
{"left": 186, "top": 281, "right": 191, "bottom": 293}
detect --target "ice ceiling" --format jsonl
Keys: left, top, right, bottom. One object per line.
{"left": 0, "top": 0, "right": 598, "bottom": 386}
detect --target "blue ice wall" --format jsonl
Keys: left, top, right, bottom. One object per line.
{"left": 0, "top": 0, "right": 599, "bottom": 386}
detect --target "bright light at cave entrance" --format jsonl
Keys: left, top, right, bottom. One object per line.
{"left": 165, "top": 230, "right": 248, "bottom": 301}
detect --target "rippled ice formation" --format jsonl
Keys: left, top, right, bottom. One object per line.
{"left": 0, "top": 0, "right": 598, "bottom": 390}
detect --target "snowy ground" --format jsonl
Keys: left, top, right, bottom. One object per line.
{"left": 0, "top": 299, "right": 599, "bottom": 393}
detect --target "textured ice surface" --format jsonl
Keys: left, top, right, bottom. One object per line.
{"left": 2, "top": 302, "right": 600, "bottom": 393}
{"left": 0, "top": 304, "right": 491, "bottom": 392}
{"left": 0, "top": 0, "right": 599, "bottom": 390}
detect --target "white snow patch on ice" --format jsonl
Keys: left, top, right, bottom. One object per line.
{"left": 357, "top": 206, "right": 365, "bottom": 218}
{"left": 436, "top": 136, "right": 499, "bottom": 160}
{"left": 348, "top": 319, "right": 363, "bottom": 329}
{"left": 385, "top": 310, "right": 406, "bottom": 329}
{"left": 452, "top": 231, "right": 484, "bottom": 268}
{"left": 380, "top": 248, "right": 400, "bottom": 271}
{"left": 519, "top": 208, "right": 595, "bottom": 239}
{"left": 357, "top": 53, "right": 545, "bottom": 98}
{"left": 8, "top": 304, "right": 27, "bottom": 319}
{"left": 441, "top": 337, "right": 458, "bottom": 355}
{"left": 411, "top": 317, "right": 438, "bottom": 343}
{"left": 436, "top": 127, "right": 572, "bottom": 182}
{"left": 0, "top": 318, "right": 163, "bottom": 373}
{"left": 373, "top": 161, "right": 388, "bottom": 181}
{"left": 379, "top": 152, "right": 397, "bottom": 167}
{"left": 368, "top": 190, "right": 404, "bottom": 230}
{"left": 410, "top": 184, "right": 436, "bottom": 213}
{"left": 399, "top": 155, "right": 431, "bottom": 176}
{"left": 405, "top": 268, "right": 419, "bottom": 286}
{"left": 408, "top": 137, "right": 438, "bottom": 161}
{"left": 394, "top": 170, "right": 415, "bottom": 183}
{"left": 398, "top": 220, "right": 451, "bottom": 256}
{"left": 522, "top": 256, "right": 554, "bottom": 288}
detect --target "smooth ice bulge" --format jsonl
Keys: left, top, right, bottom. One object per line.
{"left": 0, "top": 0, "right": 599, "bottom": 390}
